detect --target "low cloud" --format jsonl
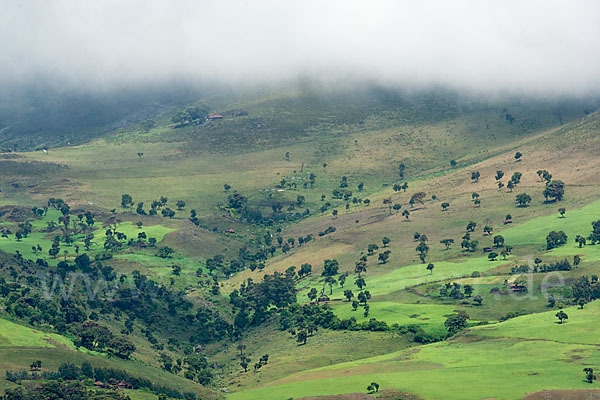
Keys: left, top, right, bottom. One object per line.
{"left": 1, "top": 0, "right": 599, "bottom": 95}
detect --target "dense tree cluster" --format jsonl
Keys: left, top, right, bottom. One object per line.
{"left": 6, "top": 362, "right": 197, "bottom": 399}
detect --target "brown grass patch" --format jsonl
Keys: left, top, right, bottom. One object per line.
{"left": 523, "top": 389, "right": 600, "bottom": 400}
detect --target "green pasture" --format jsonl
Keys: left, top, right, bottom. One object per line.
{"left": 331, "top": 301, "right": 470, "bottom": 335}
{"left": 500, "top": 199, "right": 600, "bottom": 251}
{"left": 300, "top": 256, "right": 512, "bottom": 299}
{"left": 229, "top": 301, "right": 600, "bottom": 400}
{"left": 0, "top": 209, "right": 175, "bottom": 267}
{"left": 0, "top": 317, "right": 75, "bottom": 349}
{"left": 474, "top": 300, "right": 600, "bottom": 345}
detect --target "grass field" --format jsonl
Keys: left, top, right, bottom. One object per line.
{"left": 0, "top": 89, "right": 599, "bottom": 399}
{"left": 0, "top": 317, "right": 77, "bottom": 349}
{"left": 500, "top": 198, "right": 600, "bottom": 251}
{"left": 331, "top": 302, "right": 472, "bottom": 336}
{"left": 299, "top": 256, "right": 512, "bottom": 300}
{"left": 228, "top": 301, "right": 600, "bottom": 400}
{"left": 0, "top": 316, "right": 213, "bottom": 398}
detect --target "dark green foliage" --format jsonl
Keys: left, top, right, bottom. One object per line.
{"left": 584, "top": 368, "right": 596, "bottom": 384}
{"left": 546, "top": 230, "right": 568, "bottom": 249}
{"left": 6, "top": 362, "right": 197, "bottom": 399}
{"left": 321, "top": 259, "right": 339, "bottom": 277}
{"left": 444, "top": 311, "right": 470, "bottom": 335}
{"left": 120, "top": 194, "right": 133, "bottom": 208}
{"left": 544, "top": 180, "right": 565, "bottom": 202}
{"left": 515, "top": 193, "right": 531, "bottom": 207}
{"left": 555, "top": 310, "right": 568, "bottom": 324}
{"left": 230, "top": 272, "right": 296, "bottom": 326}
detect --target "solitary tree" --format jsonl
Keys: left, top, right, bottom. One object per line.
{"left": 555, "top": 310, "right": 568, "bottom": 324}
{"left": 514, "top": 151, "right": 523, "bottom": 161}
{"left": 507, "top": 180, "right": 514, "bottom": 192}
{"left": 367, "top": 382, "right": 380, "bottom": 393}
{"left": 440, "top": 238, "right": 454, "bottom": 250}
{"left": 367, "top": 244, "right": 379, "bottom": 255}
{"left": 239, "top": 356, "right": 250, "bottom": 372}
{"left": 546, "top": 230, "right": 568, "bottom": 250}
{"left": 416, "top": 242, "right": 429, "bottom": 263}
{"left": 441, "top": 202, "right": 450, "bottom": 211}
{"left": 493, "top": 235, "right": 505, "bottom": 247}
{"left": 584, "top": 368, "right": 596, "bottom": 384}
{"left": 444, "top": 311, "right": 470, "bottom": 335}
{"left": 515, "top": 193, "right": 532, "bottom": 207}
{"left": 558, "top": 207, "right": 566, "bottom": 218}
{"left": 121, "top": 194, "right": 134, "bottom": 208}
{"left": 471, "top": 171, "right": 480, "bottom": 182}
{"left": 427, "top": 263, "right": 435, "bottom": 274}
{"left": 544, "top": 180, "right": 565, "bottom": 202}
{"left": 402, "top": 209, "right": 410, "bottom": 219}
{"left": 511, "top": 172, "right": 522, "bottom": 185}
{"left": 464, "top": 284, "right": 474, "bottom": 297}
{"left": 297, "top": 330, "right": 308, "bottom": 345}
{"left": 378, "top": 250, "right": 391, "bottom": 264}
{"left": 466, "top": 221, "right": 477, "bottom": 232}
{"left": 29, "top": 360, "right": 42, "bottom": 371}
{"left": 344, "top": 289, "right": 354, "bottom": 301}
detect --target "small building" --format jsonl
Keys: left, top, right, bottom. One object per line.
{"left": 118, "top": 381, "right": 133, "bottom": 389}
{"left": 225, "top": 228, "right": 235, "bottom": 234}
{"left": 208, "top": 113, "right": 224, "bottom": 120}
{"left": 509, "top": 283, "right": 527, "bottom": 292}
{"left": 504, "top": 219, "right": 513, "bottom": 225}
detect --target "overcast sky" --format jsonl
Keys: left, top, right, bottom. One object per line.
{"left": 1, "top": 0, "right": 599, "bottom": 95}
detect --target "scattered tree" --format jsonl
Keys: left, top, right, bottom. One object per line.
{"left": 544, "top": 180, "right": 565, "bottom": 202}
{"left": 515, "top": 193, "right": 531, "bottom": 207}
{"left": 444, "top": 311, "right": 470, "bottom": 335}
{"left": 556, "top": 310, "right": 568, "bottom": 324}
{"left": 546, "top": 230, "right": 568, "bottom": 250}
{"left": 121, "top": 194, "right": 134, "bottom": 208}
{"left": 584, "top": 368, "right": 596, "bottom": 384}
{"left": 367, "top": 382, "right": 380, "bottom": 393}
{"left": 440, "top": 238, "right": 454, "bottom": 250}
{"left": 426, "top": 263, "right": 435, "bottom": 274}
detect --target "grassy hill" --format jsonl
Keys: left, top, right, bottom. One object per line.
{"left": 0, "top": 316, "right": 214, "bottom": 399}
{"left": 228, "top": 301, "right": 600, "bottom": 400}
{"left": 0, "top": 85, "right": 599, "bottom": 399}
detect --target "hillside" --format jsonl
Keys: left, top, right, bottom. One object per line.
{"left": 0, "top": 87, "right": 599, "bottom": 400}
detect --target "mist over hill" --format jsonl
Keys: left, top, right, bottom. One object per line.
{"left": 2, "top": 2, "right": 600, "bottom": 400}
{"left": 1, "top": 82, "right": 599, "bottom": 151}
